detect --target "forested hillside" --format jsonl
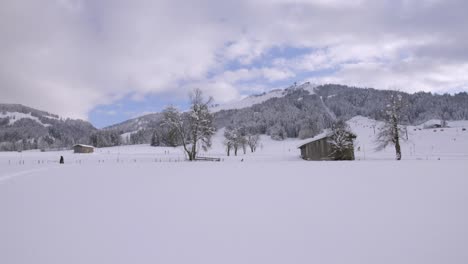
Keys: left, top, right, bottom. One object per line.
{"left": 0, "top": 104, "right": 96, "bottom": 151}
{"left": 213, "top": 84, "right": 468, "bottom": 140}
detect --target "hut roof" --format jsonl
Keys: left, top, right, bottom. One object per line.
{"left": 73, "top": 144, "right": 94, "bottom": 148}
{"left": 297, "top": 129, "right": 357, "bottom": 149}
{"left": 296, "top": 130, "right": 332, "bottom": 149}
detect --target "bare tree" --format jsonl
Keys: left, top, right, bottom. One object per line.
{"left": 246, "top": 134, "right": 260, "bottom": 153}
{"left": 162, "top": 89, "right": 215, "bottom": 161}
{"left": 375, "top": 92, "right": 407, "bottom": 160}
{"left": 223, "top": 126, "right": 246, "bottom": 156}
{"left": 223, "top": 129, "right": 234, "bottom": 156}
{"left": 440, "top": 111, "right": 450, "bottom": 128}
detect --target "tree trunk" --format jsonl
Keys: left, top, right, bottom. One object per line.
{"left": 395, "top": 138, "right": 401, "bottom": 160}
{"left": 227, "top": 145, "right": 230, "bottom": 156}
{"left": 182, "top": 144, "right": 192, "bottom": 161}
{"left": 191, "top": 139, "right": 197, "bottom": 161}
{"left": 393, "top": 115, "right": 402, "bottom": 161}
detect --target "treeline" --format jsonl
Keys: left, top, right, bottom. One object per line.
{"left": 91, "top": 124, "right": 181, "bottom": 148}
{"left": 315, "top": 84, "right": 468, "bottom": 123}
{"left": 214, "top": 84, "right": 468, "bottom": 141}
{"left": 0, "top": 114, "right": 95, "bottom": 151}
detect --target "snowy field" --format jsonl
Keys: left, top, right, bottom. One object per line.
{"left": 1, "top": 117, "right": 468, "bottom": 264}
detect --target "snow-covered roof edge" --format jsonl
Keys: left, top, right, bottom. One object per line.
{"left": 73, "top": 144, "right": 94, "bottom": 148}
{"left": 296, "top": 130, "right": 332, "bottom": 148}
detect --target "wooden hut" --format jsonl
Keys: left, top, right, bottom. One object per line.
{"left": 73, "top": 144, "right": 94, "bottom": 154}
{"left": 298, "top": 133, "right": 355, "bottom": 161}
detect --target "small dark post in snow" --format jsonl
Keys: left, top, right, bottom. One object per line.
{"left": 59, "top": 156, "right": 64, "bottom": 164}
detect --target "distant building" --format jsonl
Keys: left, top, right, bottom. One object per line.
{"left": 424, "top": 124, "right": 442, "bottom": 129}
{"left": 73, "top": 144, "right": 94, "bottom": 154}
{"left": 298, "top": 134, "right": 355, "bottom": 161}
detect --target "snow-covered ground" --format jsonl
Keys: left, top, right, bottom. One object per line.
{"left": 1, "top": 117, "right": 468, "bottom": 264}
{"left": 348, "top": 116, "right": 468, "bottom": 160}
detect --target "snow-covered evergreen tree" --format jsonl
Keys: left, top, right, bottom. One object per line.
{"left": 327, "top": 120, "right": 356, "bottom": 160}
{"left": 150, "top": 131, "right": 159, "bottom": 146}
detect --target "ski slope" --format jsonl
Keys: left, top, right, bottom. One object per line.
{"left": 0, "top": 111, "right": 52, "bottom": 127}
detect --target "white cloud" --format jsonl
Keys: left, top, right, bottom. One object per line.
{"left": 0, "top": 0, "right": 467, "bottom": 119}
{"left": 218, "top": 67, "right": 294, "bottom": 83}
{"left": 261, "top": 68, "right": 295, "bottom": 82}
{"left": 308, "top": 61, "right": 468, "bottom": 93}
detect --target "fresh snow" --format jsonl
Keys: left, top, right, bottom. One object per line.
{"left": 73, "top": 144, "right": 94, "bottom": 148}
{"left": 348, "top": 116, "right": 468, "bottom": 160}
{"left": 1, "top": 116, "right": 467, "bottom": 165}
{"left": 1, "top": 116, "right": 468, "bottom": 264}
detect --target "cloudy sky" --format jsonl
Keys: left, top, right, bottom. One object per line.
{"left": 1, "top": 0, "right": 468, "bottom": 127}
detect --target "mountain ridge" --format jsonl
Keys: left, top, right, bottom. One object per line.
{"left": 103, "top": 83, "right": 468, "bottom": 145}
{"left": 1, "top": 83, "right": 468, "bottom": 151}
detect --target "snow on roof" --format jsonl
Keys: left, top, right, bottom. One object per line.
{"left": 419, "top": 119, "right": 442, "bottom": 127}
{"left": 73, "top": 144, "right": 94, "bottom": 148}
{"left": 296, "top": 130, "right": 332, "bottom": 148}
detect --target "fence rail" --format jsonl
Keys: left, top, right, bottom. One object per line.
{"left": 195, "top": 157, "right": 221, "bottom": 162}
{"left": 1, "top": 156, "right": 228, "bottom": 166}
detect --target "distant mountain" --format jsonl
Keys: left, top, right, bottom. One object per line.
{"left": 100, "top": 112, "right": 164, "bottom": 146}
{"left": 102, "top": 82, "right": 322, "bottom": 144}
{"left": 103, "top": 112, "right": 163, "bottom": 134}
{"left": 214, "top": 83, "right": 468, "bottom": 139}
{"left": 103, "top": 83, "right": 468, "bottom": 145}
{"left": 0, "top": 104, "right": 96, "bottom": 151}
{"left": 2, "top": 83, "right": 468, "bottom": 151}
{"left": 210, "top": 82, "right": 317, "bottom": 112}
{"left": 103, "top": 82, "right": 317, "bottom": 134}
